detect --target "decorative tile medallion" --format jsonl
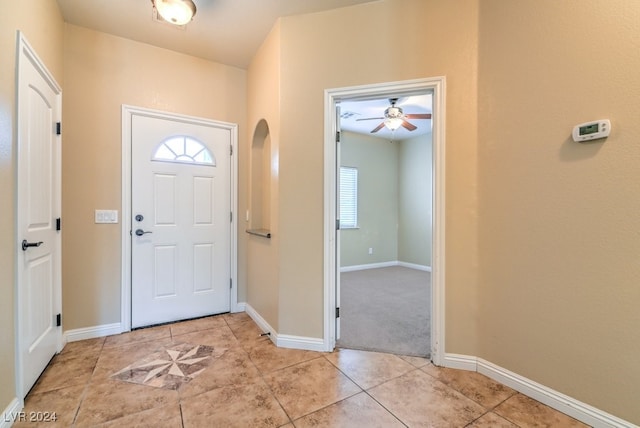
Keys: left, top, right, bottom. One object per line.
{"left": 112, "top": 342, "right": 216, "bottom": 390}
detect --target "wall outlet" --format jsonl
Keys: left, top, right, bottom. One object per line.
{"left": 95, "top": 209, "right": 118, "bottom": 224}
{"left": 368, "top": 247, "right": 373, "bottom": 255}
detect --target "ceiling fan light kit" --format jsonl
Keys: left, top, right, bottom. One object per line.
{"left": 356, "top": 98, "right": 432, "bottom": 134}
{"left": 384, "top": 117, "right": 404, "bottom": 131}
{"left": 383, "top": 105, "right": 404, "bottom": 130}
{"left": 152, "top": 0, "right": 197, "bottom": 26}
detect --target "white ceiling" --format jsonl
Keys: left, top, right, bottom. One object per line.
{"left": 340, "top": 94, "right": 433, "bottom": 141}
{"left": 55, "top": 0, "right": 432, "bottom": 139}
{"left": 55, "top": 0, "right": 378, "bottom": 69}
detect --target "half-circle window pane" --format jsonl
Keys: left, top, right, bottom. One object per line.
{"left": 166, "top": 137, "right": 184, "bottom": 156}
{"left": 194, "top": 150, "right": 213, "bottom": 163}
{"left": 185, "top": 139, "right": 203, "bottom": 157}
{"left": 152, "top": 136, "right": 216, "bottom": 166}
{"left": 153, "top": 144, "right": 175, "bottom": 160}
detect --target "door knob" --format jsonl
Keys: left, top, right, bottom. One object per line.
{"left": 135, "top": 229, "right": 153, "bottom": 236}
{"left": 22, "top": 240, "right": 43, "bottom": 251}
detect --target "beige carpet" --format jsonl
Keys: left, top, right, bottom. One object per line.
{"left": 337, "top": 266, "right": 430, "bottom": 357}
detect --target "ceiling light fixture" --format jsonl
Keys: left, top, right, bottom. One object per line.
{"left": 383, "top": 105, "right": 404, "bottom": 131}
{"left": 384, "top": 117, "right": 404, "bottom": 131}
{"left": 152, "top": 0, "right": 197, "bottom": 26}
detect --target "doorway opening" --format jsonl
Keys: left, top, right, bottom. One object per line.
{"left": 336, "top": 94, "right": 432, "bottom": 357}
{"left": 323, "top": 78, "right": 446, "bottom": 365}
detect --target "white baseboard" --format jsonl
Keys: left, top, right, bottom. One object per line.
{"left": 397, "top": 261, "right": 432, "bottom": 272}
{"left": 245, "top": 304, "right": 277, "bottom": 346}
{"left": 245, "top": 304, "right": 326, "bottom": 352}
{"left": 341, "top": 260, "right": 431, "bottom": 273}
{"left": 63, "top": 323, "right": 123, "bottom": 343}
{"left": 443, "top": 353, "right": 636, "bottom": 428}
{"left": 1, "top": 398, "right": 22, "bottom": 428}
{"left": 442, "top": 353, "right": 478, "bottom": 371}
{"left": 233, "top": 302, "right": 247, "bottom": 313}
{"left": 340, "top": 261, "right": 398, "bottom": 272}
{"left": 276, "top": 334, "right": 326, "bottom": 352}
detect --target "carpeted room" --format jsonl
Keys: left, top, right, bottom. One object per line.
{"left": 336, "top": 127, "right": 432, "bottom": 357}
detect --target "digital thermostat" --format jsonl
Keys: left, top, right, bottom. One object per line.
{"left": 572, "top": 119, "right": 611, "bottom": 142}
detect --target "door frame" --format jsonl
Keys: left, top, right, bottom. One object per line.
{"left": 323, "top": 77, "right": 446, "bottom": 365}
{"left": 121, "top": 105, "right": 239, "bottom": 331}
{"left": 15, "top": 31, "right": 63, "bottom": 401}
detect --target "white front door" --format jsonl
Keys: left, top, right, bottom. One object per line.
{"left": 131, "top": 114, "right": 232, "bottom": 328}
{"left": 16, "top": 33, "right": 62, "bottom": 397}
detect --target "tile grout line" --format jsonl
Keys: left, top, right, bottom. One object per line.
{"left": 356, "top": 363, "right": 420, "bottom": 428}
{"left": 71, "top": 338, "right": 106, "bottom": 426}
{"left": 248, "top": 346, "right": 296, "bottom": 426}
{"left": 421, "top": 363, "right": 522, "bottom": 426}
{"left": 322, "top": 352, "right": 413, "bottom": 427}
{"left": 289, "top": 355, "right": 364, "bottom": 423}
{"left": 489, "top": 392, "right": 525, "bottom": 428}
{"left": 288, "top": 392, "right": 366, "bottom": 426}
{"left": 224, "top": 314, "right": 296, "bottom": 426}
{"left": 361, "top": 387, "right": 410, "bottom": 428}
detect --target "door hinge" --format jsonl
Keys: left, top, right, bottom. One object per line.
{"left": 336, "top": 219, "right": 340, "bottom": 230}
{"left": 56, "top": 313, "right": 61, "bottom": 327}
{"left": 56, "top": 122, "right": 61, "bottom": 135}
{"left": 336, "top": 131, "right": 341, "bottom": 143}
{"left": 56, "top": 217, "right": 61, "bottom": 231}
{"left": 230, "top": 212, "right": 233, "bottom": 223}
{"left": 335, "top": 307, "right": 340, "bottom": 318}
{"left": 230, "top": 145, "right": 233, "bottom": 156}
{"left": 230, "top": 278, "right": 233, "bottom": 289}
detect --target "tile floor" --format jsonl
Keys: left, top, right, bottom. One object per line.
{"left": 16, "top": 313, "right": 590, "bottom": 427}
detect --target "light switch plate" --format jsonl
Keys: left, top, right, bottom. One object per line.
{"left": 95, "top": 209, "right": 118, "bottom": 224}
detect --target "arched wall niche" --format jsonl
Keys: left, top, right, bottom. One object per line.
{"left": 248, "top": 119, "right": 272, "bottom": 236}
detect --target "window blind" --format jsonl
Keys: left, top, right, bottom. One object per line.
{"left": 339, "top": 166, "right": 358, "bottom": 229}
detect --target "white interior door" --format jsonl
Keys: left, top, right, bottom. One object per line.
{"left": 335, "top": 104, "right": 342, "bottom": 341}
{"left": 16, "top": 33, "right": 62, "bottom": 397}
{"left": 131, "top": 114, "right": 231, "bottom": 328}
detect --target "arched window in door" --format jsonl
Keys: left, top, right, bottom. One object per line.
{"left": 152, "top": 136, "right": 215, "bottom": 166}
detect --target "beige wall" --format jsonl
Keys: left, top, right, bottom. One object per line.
{"left": 246, "top": 23, "right": 282, "bottom": 330}
{"left": 271, "top": 0, "right": 479, "bottom": 342}
{"left": 477, "top": 1, "right": 640, "bottom": 423}
{"left": 0, "top": 0, "right": 64, "bottom": 411}
{"left": 62, "top": 25, "right": 247, "bottom": 329}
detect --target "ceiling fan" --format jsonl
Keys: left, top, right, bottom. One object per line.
{"left": 356, "top": 98, "right": 432, "bottom": 133}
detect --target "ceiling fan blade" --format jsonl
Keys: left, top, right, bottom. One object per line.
{"left": 401, "top": 120, "right": 417, "bottom": 131}
{"left": 371, "top": 123, "right": 385, "bottom": 133}
{"left": 404, "top": 113, "right": 432, "bottom": 119}
{"left": 356, "top": 117, "right": 385, "bottom": 121}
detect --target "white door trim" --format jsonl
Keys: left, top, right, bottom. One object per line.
{"left": 121, "top": 105, "right": 239, "bottom": 331}
{"left": 323, "top": 77, "right": 446, "bottom": 365}
{"left": 15, "top": 31, "right": 63, "bottom": 401}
